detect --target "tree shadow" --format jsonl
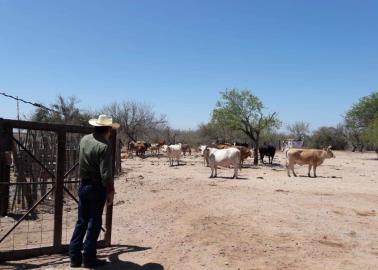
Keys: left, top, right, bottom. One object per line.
{"left": 259, "top": 162, "right": 283, "bottom": 167}
{"left": 6, "top": 212, "right": 38, "bottom": 221}
{"left": 211, "top": 176, "right": 249, "bottom": 180}
{"left": 0, "top": 245, "right": 155, "bottom": 270}
{"left": 296, "top": 175, "right": 343, "bottom": 179}
{"left": 361, "top": 158, "right": 378, "bottom": 161}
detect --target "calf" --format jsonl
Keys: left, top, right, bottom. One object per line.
{"left": 209, "top": 148, "right": 241, "bottom": 179}
{"left": 167, "top": 144, "right": 182, "bottom": 166}
{"left": 259, "top": 144, "right": 276, "bottom": 164}
{"left": 150, "top": 144, "right": 161, "bottom": 156}
{"left": 286, "top": 146, "right": 335, "bottom": 177}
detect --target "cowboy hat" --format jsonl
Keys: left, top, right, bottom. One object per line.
{"left": 88, "top": 114, "right": 120, "bottom": 129}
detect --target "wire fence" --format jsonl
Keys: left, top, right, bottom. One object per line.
{"left": 0, "top": 118, "right": 118, "bottom": 262}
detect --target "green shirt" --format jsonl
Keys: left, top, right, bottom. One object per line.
{"left": 79, "top": 133, "right": 113, "bottom": 187}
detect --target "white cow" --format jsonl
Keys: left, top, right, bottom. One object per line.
{"left": 282, "top": 139, "right": 304, "bottom": 153}
{"left": 198, "top": 145, "right": 207, "bottom": 155}
{"left": 167, "top": 144, "right": 182, "bottom": 166}
{"left": 209, "top": 148, "right": 241, "bottom": 179}
{"left": 203, "top": 147, "right": 218, "bottom": 167}
{"left": 160, "top": 145, "right": 169, "bottom": 153}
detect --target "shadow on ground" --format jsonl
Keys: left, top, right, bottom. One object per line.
{"left": 0, "top": 245, "right": 163, "bottom": 270}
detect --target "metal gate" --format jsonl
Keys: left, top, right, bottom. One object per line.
{"left": 0, "top": 118, "right": 116, "bottom": 262}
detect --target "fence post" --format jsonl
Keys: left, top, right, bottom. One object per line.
{"left": 0, "top": 123, "right": 12, "bottom": 217}
{"left": 53, "top": 130, "right": 66, "bottom": 249}
{"left": 104, "top": 130, "right": 116, "bottom": 246}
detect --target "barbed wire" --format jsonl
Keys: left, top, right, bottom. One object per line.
{"left": 0, "top": 91, "right": 63, "bottom": 115}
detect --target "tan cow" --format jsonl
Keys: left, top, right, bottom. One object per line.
{"left": 286, "top": 146, "right": 335, "bottom": 177}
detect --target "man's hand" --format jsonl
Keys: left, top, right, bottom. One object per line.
{"left": 107, "top": 190, "right": 115, "bottom": 206}
{"left": 106, "top": 183, "right": 115, "bottom": 206}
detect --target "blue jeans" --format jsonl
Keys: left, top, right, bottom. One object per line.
{"left": 69, "top": 180, "right": 107, "bottom": 263}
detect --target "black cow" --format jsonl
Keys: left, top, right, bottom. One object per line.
{"left": 259, "top": 143, "right": 276, "bottom": 164}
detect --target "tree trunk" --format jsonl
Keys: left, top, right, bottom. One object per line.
{"left": 352, "top": 144, "right": 357, "bottom": 152}
{"left": 253, "top": 133, "right": 260, "bottom": 165}
{"left": 359, "top": 144, "right": 364, "bottom": 152}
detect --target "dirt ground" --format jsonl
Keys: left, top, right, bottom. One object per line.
{"left": 2, "top": 150, "right": 378, "bottom": 270}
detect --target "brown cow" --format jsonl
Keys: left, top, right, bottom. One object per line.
{"left": 216, "top": 143, "right": 232, "bottom": 149}
{"left": 181, "top": 144, "right": 192, "bottom": 156}
{"left": 286, "top": 146, "right": 335, "bottom": 177}
{"left": 235, "top": 146, "right": 252, "bottom": 165}
{"left": 134, "top": 142, "right": 151, "bottom": 157}
{"left": 136, "top": 144, "right": 148, "bottom": 157}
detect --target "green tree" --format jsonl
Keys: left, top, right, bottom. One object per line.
{"left": 30, "top": 95, "right": 92, "bottom": 125}
{"left": 363, "top": 118, "right": 378, "bottom": 150}
{"left": 345, "top": 92, "right": 378, "bottom": 151}
{"left": 212, "top": 89, "right": 281, "bottom": 165}
{"left": 309, "top": 126, "right": 348, "bottom": 150}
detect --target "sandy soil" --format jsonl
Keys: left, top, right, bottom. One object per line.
{"left": 2, "top": 150, "right": 378, "bottom": 270}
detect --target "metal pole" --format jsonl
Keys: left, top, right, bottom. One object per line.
{"left": 104, "top": 130, "right": 116, "bottom": 246}
{"left": 53, "top": 130, "right": 66, "bottom": 248}
{"left": 0, "top": 124, "right": 12, "bottom": 217}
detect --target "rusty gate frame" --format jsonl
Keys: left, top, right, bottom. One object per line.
{"left": 0, "top": 118, "right": 116, "bottom": 262}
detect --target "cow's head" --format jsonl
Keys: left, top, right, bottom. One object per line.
{"left": 324, "top": 146, "right": 335, "bottom": 158}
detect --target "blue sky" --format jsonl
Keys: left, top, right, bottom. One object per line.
{"left": 0, "top": 0, "right": 377, "bottom": 130}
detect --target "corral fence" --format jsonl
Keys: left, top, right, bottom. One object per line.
{"left": 0, "top": 118, "right": 120, "bottom": 262}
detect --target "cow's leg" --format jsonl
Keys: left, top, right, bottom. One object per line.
{"left": 233, "top": 163, "right": 238, "bottom": 179}
{"left": 313, "top": 166, "right": 317, "bottom": 178}
{"left": 214, "top": 165, "right": 218, "bottom": 178}
{"left": 291, "top": 164, "right": 297, "bottom": 177}
{"left": 210, "top": 165, "right": 214, "bottom": 178}
{"left": 286, "top": 161, "right": 291, "bottom": 177}
{"left": 308, "top": 165, "right": 312, "bottom": 177}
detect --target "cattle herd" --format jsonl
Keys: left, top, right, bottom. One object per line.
{"left": 127, "top": 140, "right": 336, "bottom": 179}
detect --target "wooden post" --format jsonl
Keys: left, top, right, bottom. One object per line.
{"left": 0, "top": 124, "right": 12, "bottom": 217}
{"left": 53, "top": 130, "right": 66, "bottom": 248}
{"left": 104, "top": 130, "right": 116, "bottom": 246}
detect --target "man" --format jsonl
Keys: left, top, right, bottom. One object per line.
{"left": 69, "top": 115, "right": 119, "bottom": 268}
